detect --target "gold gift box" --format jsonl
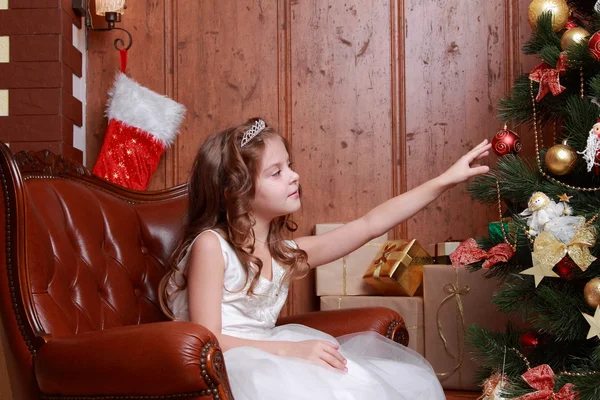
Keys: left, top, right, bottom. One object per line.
{"left": 362, "top": 239, "right": 433, "bottom": 296}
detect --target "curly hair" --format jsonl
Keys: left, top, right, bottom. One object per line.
{"left": 159, "top": 118, "right": 308, "bottom": 319}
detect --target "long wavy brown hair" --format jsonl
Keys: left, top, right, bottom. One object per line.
{"left": 159, "top": 118, "right": 308, "bottom": 319}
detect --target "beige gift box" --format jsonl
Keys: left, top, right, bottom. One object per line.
{"left": 315, "top": 224, "right": 387, "bottom": 296}
{"left": 423, "top": 264, "right": 511, "bottom": 390}
{"left": 426, "top": 242, "right": 461, "bottom": 265}
{"left": 320, "top": 295, "right": 424, "bottom": 356}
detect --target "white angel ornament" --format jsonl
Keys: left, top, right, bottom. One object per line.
{"left": 520, "top": 192, "right": 583, "bottom": 244}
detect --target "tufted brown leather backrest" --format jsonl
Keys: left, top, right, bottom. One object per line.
{"left": 25, "top": 178, "right": 185, "bottom": 336}
{"left": 0, "top": 146, "right": 188, "bottom": 398}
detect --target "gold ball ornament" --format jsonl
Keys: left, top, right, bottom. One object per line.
{"left": 584, "top": 278, "right": 600, "bottom": 308}
{"left": 544, "top": 140, "right": 577, "bottom": 175}
{"left": 561, "top": 27, "right": 590, "bottom": 50}
{"left": 528, "top": 0, "right": 570, "bottom": 32}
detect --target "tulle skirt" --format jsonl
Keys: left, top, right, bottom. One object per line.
{"left": 223, "top": 324, "right": 445, "bottom": 400}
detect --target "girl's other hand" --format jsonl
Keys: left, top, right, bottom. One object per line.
{"left": 276, "top": 340, "right": 348, "bottom": 373}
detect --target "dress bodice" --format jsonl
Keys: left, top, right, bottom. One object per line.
{"left": 166, "top": 230, "right": 289, "bottom": 338}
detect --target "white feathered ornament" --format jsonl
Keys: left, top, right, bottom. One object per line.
{"left": 520, "top": 192, "right": 583, "bottom": 244}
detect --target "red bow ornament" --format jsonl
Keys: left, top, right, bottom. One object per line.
{"left": 529, "top": 52, "right": 569, "bottom": 102}
{"left": 514, "top": 364, "right": 579, "bottom": 400}
{"left": 449, "top": 238, "right": 514, "bottom": 269}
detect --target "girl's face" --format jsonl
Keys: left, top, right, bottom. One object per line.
{"left": 252, "top": 137, "right": 301, "bottom": 220}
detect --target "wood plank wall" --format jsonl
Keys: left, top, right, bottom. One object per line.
{"left": 85, "top": 0, "right": 534, "bottom": 315}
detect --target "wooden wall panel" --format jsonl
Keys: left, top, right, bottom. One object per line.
{"left": 289, "top": 1, "right": 394, "bottom": 313}
{"left": 84, "top": 0, "right": 531, "bottom": 314}
{"left": 404, "top": 0, "right": 509, "bottom": 244}
{"left": 173, "top": 0, "right": 280, "bottom": 185}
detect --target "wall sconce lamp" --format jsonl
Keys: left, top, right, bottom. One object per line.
{"left": 72, "top": 0, "right": 132, "bottom": 51}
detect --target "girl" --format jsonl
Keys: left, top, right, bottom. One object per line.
{"left": 160, "top": 117, "right": 491, "bottom": 399}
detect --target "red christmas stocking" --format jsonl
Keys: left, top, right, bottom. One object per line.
{"left": 92, "top": 72, "right": 186, "bottom": 190}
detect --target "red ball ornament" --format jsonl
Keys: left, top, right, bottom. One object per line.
{"left": 589, "top": 31, "right": 600, "bottom": 60}
{"left": 520, "top": 332, "right": 539, "bottom": 349}
{"left": 492, "top": 125, "right": 522, "bottom": 156}
{"left": 554, "top": 256, "right": 576, "bottom": 280}
{"left": 564, "top": 17, "right": 580, "bottom": 30}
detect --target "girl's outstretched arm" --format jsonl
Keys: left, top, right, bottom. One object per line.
{"left": 295, "top": 139, "right": 492, "bottom": 268}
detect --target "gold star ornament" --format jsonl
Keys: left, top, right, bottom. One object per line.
{"left": 557, "top": 193, "right": 573, "bottom": 202}
{"left": 520, "top": 251, "right": 559, "bottom": 287}
{"left": 583, "top": 306, "right": 600, "bottom": 340}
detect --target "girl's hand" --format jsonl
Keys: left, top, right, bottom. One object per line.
{"left": 439, "top": 139, "right": 492, "bottom": 187}
{"left": 277, "top": 340, "right": 348, "bottom": 372}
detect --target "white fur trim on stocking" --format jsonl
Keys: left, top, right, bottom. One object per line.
{"left": 578, "top": 129, "right": 600, "bottom": 172}
{"left": 106, "top": 72, "right": 186, "bottom": 147}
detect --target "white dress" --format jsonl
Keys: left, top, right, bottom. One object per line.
{"left": 167, "top": 230, "right": 444, "bottom": 400}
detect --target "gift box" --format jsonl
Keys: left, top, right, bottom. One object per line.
{"left": 488, "top": 222, "right": 508, "bottom": 243}
{"left": 362, "top": 239, "right": 433, "bottom": 296}
{"left": 423, "top": 264, "right": 511, "bottom": 390}
{"left": 488, "top": 218, "right": 519, "bottom": 244}
{"left": 320, "top": 295, "right": 424, "bottom": 356}
{"left": 315, "top": 224, "right": 387, "bottom": 296}
{"left": 427, "top": 242, "right": 461, "bottom": 264}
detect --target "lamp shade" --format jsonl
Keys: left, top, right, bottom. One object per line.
{"left": 95, "top": 0, "right": 126, "bottom": 16}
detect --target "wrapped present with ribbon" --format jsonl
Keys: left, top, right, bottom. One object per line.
{"left": 315, "top": 224, "right": 387, "bottom": 296}
{"left": 427, "top": 240, "right": 462, "bottom": 264}
{"left": 423, "top": 264, "right": 513, "bottom": 390}
{"left": 487, "top": 218, "right": 517, "bottom": 244}
{"left": 363, "top": 239, "right": 433, "bottom": 296}
{"left": 320, "top": 295, "right": 425, "bottom": 355}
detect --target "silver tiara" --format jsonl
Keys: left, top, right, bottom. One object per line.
{"left": 240, "top": 119, "right": 266, "bottom": 147}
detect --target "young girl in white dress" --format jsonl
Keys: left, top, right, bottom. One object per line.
{"left": 160, "top": 118, "right": 491, "bottom": 399}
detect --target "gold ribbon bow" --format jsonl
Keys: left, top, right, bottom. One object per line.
{"left": 372, "top": 243, "right": 400, "bottom": 279}
{"left": 436, "top": 268, "right": 470, "bottom": 384}
{"left": 341, "top": 242, "right": 382, "bottom": 295}
{"left": 532, "top": 227, "right": 597, "bottom": 273}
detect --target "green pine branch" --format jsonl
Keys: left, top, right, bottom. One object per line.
{"left": 468, "top": 155, "right": 540, "bottom": 206}
{"left": 467, "top": 324, "right": 527, "bottom": 378}
{"left": 523, "top": 12, "right": 561, "bottom": 55}
{"left": 589, "top": 73, "right": 600, "bottom": 99}
{"left": 531, "top": 284, "right": 591, "bottom": 341}
{"left": 492, "top": 276, "right": 537, "bottom": 317}
{"left": 558, "top": 372, "right": 600, "bottom": 400}
{"left": 540, "top": 44, "right": 561, "bottom": 67}
{"left": 498, "top": 75, "right": 539, "bottom": 126}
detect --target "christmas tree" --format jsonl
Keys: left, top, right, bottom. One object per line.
{"left": 457, "top": 1, "right": 600, "bottom": 399}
